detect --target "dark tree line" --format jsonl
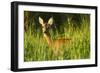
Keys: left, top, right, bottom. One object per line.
{"left": 24, "top": 11, "right": 90, "bottom": 35}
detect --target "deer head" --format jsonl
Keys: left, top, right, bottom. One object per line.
{"left": 39, "top": 17, "right": 53, "bottom": 33}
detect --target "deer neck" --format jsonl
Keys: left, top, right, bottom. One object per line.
{"left": 43, "top": 32, "right": 52, "bottom": 46}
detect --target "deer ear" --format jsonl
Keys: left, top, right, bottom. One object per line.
{"left": 39, "top": 17, "right": 44, "bottom": 26}
{"left": 48, "top": 17, "right": 53, "bottom": 25}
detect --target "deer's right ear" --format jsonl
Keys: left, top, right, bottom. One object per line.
{"left": 39, "top": 17, "right": 44, "bottom": 26}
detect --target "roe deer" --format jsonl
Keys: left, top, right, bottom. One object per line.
{"left": 39, "top": 17, "right": 71, "bottom": 56}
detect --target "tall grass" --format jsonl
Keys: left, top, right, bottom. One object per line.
{"left": 24, "top": 19, "right": 90, "bottom": 62}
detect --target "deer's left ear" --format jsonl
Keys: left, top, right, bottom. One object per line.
{"left": 48, "top": 17, "right": 53, "bottom": 25}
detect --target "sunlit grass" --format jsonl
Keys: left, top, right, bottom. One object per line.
{"left": 24, "top": 21, "right": 90, "bottom": 62}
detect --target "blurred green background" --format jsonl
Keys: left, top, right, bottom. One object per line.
{"left": 24, "top": 11, "right": 90, "bottom": 62}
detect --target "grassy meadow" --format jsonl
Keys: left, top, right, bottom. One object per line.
{"left": 24, "top": 12, "right": 90, "bottom": 62}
